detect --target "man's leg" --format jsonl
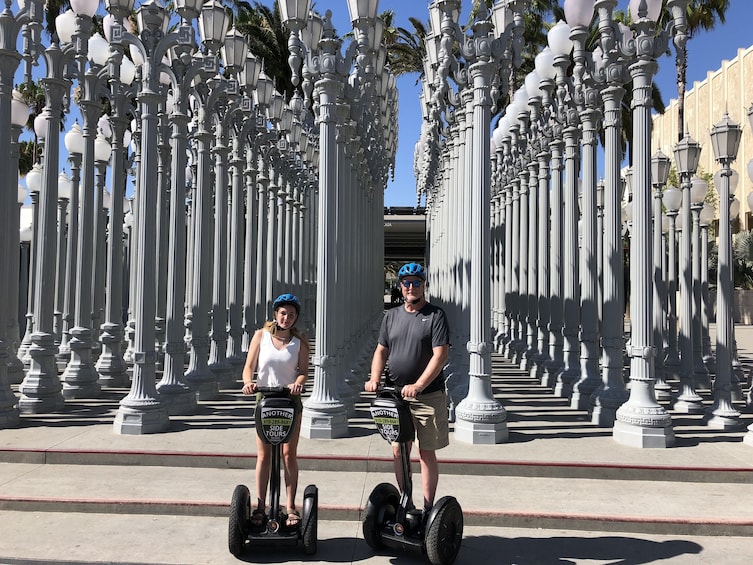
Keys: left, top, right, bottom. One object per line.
{"left": 418, "top": 447, "right": 439, "bottom": 509}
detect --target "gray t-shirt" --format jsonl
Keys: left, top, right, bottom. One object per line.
{"left": 378, "top": 302, "right": 450, "bottom": 394}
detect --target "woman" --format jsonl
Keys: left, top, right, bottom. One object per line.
{"left": 241, "top": 293, "right": 309, "bottom": 528}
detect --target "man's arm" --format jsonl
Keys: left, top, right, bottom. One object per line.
{"left": 402, "top": 343, "right": 449, "bottom": 398}
{"left": 365, "top": 343, "right": 389, "bottom": 392}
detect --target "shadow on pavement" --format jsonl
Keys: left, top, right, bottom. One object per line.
{"left": 459, "top": 534, "right": 703, "bottom": 565}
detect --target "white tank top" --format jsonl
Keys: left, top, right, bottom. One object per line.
{"left": 256, "top": 331, "right": 301, "bottom": 388}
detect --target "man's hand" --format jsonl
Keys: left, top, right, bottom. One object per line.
{"left": 241, "top": 381, "right": 256, "bottom": 395}
{"left": 364, "top": 379, "right": 379, "bottom": 393}
{"left": 401, "top": 384, "right": 421, "bottom": 398}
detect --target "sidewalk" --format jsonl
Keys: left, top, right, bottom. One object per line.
{"left": 1, "top": 324, "right": 753, "bottom": 564}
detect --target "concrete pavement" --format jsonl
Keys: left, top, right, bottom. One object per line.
{"left": 2, "top": 324, "right": 753, "bottom": 563}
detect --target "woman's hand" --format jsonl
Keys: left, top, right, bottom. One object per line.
{"left": 288, "top": 382, "right": 304, "bottom": 395}
{"left": 241, "top": 381, "right": 256, "bottom": 395}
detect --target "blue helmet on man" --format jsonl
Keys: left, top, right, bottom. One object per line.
{"left": 398, "top": 262, "right": 426, "bottom": 281}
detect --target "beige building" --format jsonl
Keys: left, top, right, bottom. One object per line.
{"left": 652, "top": 44, "right": 753, "bottom": 230}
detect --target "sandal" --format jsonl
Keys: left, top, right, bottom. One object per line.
{"left": 251, "top": 508, "right": 266, "bottom": 527}
{"left": 285, "top": 510, "right": 301, "bottom": 527}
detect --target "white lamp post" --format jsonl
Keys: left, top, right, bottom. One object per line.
{"left": 662, "top": 184, "right": 683, "bottom": 382}
{"left": 709, "top": 113, "right": 742, "bottom": 430}
{"left": 672, "top": 132, "right": 704, "bottom": 414}
{"left": 613, "top": 0, "right": 689, "bottom": 448}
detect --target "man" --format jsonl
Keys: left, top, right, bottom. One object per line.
{"left": 365, "top": 262, "right": 450, "bottom": 514}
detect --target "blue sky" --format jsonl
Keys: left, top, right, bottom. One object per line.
{"left": 13, "top": 1, "right": 753, "bottom": 207}
{"left": 303, "top": 0, "right": 753, "bottom": 207}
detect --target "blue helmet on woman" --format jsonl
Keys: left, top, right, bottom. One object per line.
{"left": 273, "top": 293, "right": 301, "bottom": 314}
{"left": 398, "top": 262, "right": 426, "bottom": 281}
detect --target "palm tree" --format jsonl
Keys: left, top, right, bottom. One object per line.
{"left": 386, "top": 15, "right": 428, "bottom": 80}
{"left": 662, "top": 0, "right": 730, "bottom": 141}
{"left": 233, "top": 1, "right": 295, "bottom": 100}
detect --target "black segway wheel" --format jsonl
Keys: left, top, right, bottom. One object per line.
{"left": 302, "top": 484, "right": 318, "bottom": 555}
{"left": 228, "top": 484, "right": 251, "bottom": 557}
{"left": 425, "top": 497, "right": 463, "bottom": 565}
{"left": 362, "top": 482, "right": 400, "bottom": 549}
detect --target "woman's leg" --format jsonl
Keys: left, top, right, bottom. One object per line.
{"left": 282, "top": 420, "right": 302, "bottom": 519}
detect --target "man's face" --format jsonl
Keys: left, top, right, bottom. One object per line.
{"left": 400, "top": 276, "right": 424, "bottom": 301}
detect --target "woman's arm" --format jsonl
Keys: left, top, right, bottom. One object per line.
{"left": 290, "top": 339, "right": 310, "bottom": 394}
{"left": 241, "top": 329, "right": 264, "bottom": 394}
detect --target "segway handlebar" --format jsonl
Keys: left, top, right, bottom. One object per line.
{"left": 255, "top": 385, "right": 307, "bottom": 395}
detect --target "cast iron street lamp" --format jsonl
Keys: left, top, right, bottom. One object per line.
{"left": 108, "top": 0, "right": 201, "bottom": 433}
{"left": 20, "top": 0, "right": 100, "bottom": 414}
{"left": 707, "top": 112, "right": 742, "bottom": 430}
{"left": 613, "top": 0, "right": 689, "bottom": 448}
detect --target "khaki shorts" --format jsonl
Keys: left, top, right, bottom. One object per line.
{"left": 394, "top": 389, "right": 449, "bottom": 451}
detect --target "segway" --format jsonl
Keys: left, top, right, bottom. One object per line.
{"left": 228, "top": 386, "right": 317, "bottom": 557}
{"left": 363, "top": 387, "right": 463, "bottom": 565}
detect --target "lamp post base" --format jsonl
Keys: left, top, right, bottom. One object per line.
{"left": 704, "top": 405, "right": 741, "bottom": 430}
{"left": 19, "top": 333, "right": 65, "bottom": 414}
{"left": 454, "top": 393, "right": 508, "bottom": 445}
{"left": 156, "top": 382, "right": 197, "bottom": 416}
{"left": 613, "top": 419, "right": 675, "bottom": 448}
{"left": 113, "top": 402, "right": 170, "bottom": 435}
{"left": 300, "top": 402, "right": 348, "bottom": 439}
{"left": 454, "top": 418, "right": 508, "bottom": 445}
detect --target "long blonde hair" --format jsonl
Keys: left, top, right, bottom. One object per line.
{"left": 263, "top": 320, "right": 310, "bottom": 353}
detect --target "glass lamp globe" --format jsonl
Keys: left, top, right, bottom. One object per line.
{"left": 95, "top": 133, "right": 112, "bottom": 163}
{"left": 629, "top": 0, "right": 662, "bottom": 22}
{"left": 346, "top": 0, "right": 379, "bottom": 23}
{"left": 690, "top": 176, "right": 708, "bottom": 204}
{"left": 662, "top": 186, "right": 682, "bottom": 213}
{"left": 279, "top": 0, "right": 311, "bottom": 28}
{"left": 65, "top": 122, "right": 85, "bottom": 155}
{"left": 564, "top": 0, "right": 595, "bottom": 28}
{"left": 120, "top": 56, "right": 137, "bottom": 85}
{"left": 56, "top": 9, "right": 77, "bottom": 44}
{"left": 524, "top": 70, "right": 543, "bottom": 100}
{"left": 700, "top": 202, "right": 715, "bottom": 226}
{"left": 547, "top": 20, "right": 573, "bottom": 56}
{"left": 88, "top": 33, "right": 111, "bottom": 66}
{"left": 11, "top": 90, "right": 29, "bottom": 127}
{"left": 19, "top": 223, "right": 33, "bottom": 243}
{"left": 714, "top": 168, "right": 740, "bottom": 195}
{"left": 731, "top": 197, "right": 740, "bottom": 220}
{"left": 34, "top": 111, "right": 47, "bottom": 139}
{"left": 534, "top": 47, "right": 556, "bottom": 81}
{"left": 58, "top": 171, "right": 73, "bottom": 200}
{"left": 71, "top": 0, "right": 100, "bottom": 18}
{"left": 25, "top": 164, "right": 42, "bottom": 193}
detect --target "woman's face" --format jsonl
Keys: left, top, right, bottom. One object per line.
{"left": 275, "top": 305, "right": 298, "bottom": 329}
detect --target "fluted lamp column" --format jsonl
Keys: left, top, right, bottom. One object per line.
{"left": 110, "top": 0, "right": 201, "bottom": 433}
{"left": 708, "top": 112, "right": 742, "bottom": 430}
{"left": 650, "top": 149, "right": 672, "bottom": 401}
{"left": 672, "top": 133, "right": 704, "bottom": 413}
{"left": 662, "top": 183, "right": 682, "bottom": 383}
{"left": 564, "top": 0, "right": 603, "bottom": 412}
{"left": 613, "top": 0, "right": 685, "bottom": 448}
{"left": 0, "top": 84, "right": 31, "bottom": 427}
{"left": 689, "top": 175, "right": 710, "bottom": 390}
{"left": 20, "top": 1, "right": 100, "bottom": 414}
{"left": 183, "top": 0, "right": 229, "bottom": 401}
{"left": 5, "top": 92, "right": 31, "bottom": 388}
